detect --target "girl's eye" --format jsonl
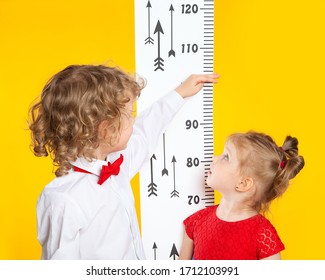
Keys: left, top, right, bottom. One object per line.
{"left": 222, "top": 153, "right": 229, "bottom": 160}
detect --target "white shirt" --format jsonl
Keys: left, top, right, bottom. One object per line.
{"left": 36, "top": 91, "right": 185, "bottom": 259}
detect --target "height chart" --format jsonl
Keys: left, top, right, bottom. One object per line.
{"left": 135, "top": 0, "right": 215, "bottom": 260}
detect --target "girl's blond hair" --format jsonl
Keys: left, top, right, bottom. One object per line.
{"left": 228, "top": 131, "right": 305, "bottom": 213}
{"left": 29, "top": 65, "right": 144, "bottom": 176}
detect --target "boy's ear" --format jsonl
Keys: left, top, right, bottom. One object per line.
{"left": 235, "top": 176, "right": 255, "bottom": 192}
{"left": 98, "top": 120, "right": 109, "bottom": 140}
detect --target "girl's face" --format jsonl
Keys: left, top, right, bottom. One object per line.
{"left": 206, "top": 140, "right": 242, "bottom": 194}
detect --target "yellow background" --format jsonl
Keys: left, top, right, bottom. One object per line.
{"left": 0, "top": 0, "right": 324, "bottom": 259}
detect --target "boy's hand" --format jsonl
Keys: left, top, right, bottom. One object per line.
{"left": 175, "top": 73, "right": 219, "bottom": 98}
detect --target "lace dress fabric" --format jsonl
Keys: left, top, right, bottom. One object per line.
{"left": 184, "top": 205, "right": 284, "bottom": 260}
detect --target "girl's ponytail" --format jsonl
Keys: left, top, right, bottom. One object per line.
{"left": 270, "top": 136, "right": 305, "bottom": 204}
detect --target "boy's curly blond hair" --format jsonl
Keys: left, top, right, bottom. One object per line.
{"left": 29, "top": 65, "right": 144, "bottom": 176}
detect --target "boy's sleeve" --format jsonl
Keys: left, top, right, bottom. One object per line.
{"left": 126, "top": 90, "right": 185, "bottom": 179}
{"left": 37, "top": 192, "right": 86, "bottom": 259}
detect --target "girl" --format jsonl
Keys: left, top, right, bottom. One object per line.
{"left": 180, "top": 131, "right": 304, "bottom": 260}
{"left": 29, "top": 64, "right": 219, "bottom": 259}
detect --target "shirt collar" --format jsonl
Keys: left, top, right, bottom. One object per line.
{"left": 70, "top": 153, "right": 124, "bottom": 176}
{"left": 71, "top": 157, "right": 106, "bottom": 176}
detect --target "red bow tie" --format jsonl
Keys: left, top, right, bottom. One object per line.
{"left": 74, "top": 154, "right": 124, "bottom": 185}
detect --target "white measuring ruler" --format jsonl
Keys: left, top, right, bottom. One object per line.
{"left": 135, "top": 0, "right": 214, "bottom": 260}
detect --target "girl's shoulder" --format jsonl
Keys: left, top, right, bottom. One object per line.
{"left": 254, "top": 214, "right": 276, "bottom": 227}
{"left": 183, "top": 205, "right": 217, "bottom": 239}
{"left": 185, "top": 205, "right": 217, "bottom": 222}
{"left": 252, "top": 214, "right": 282, "bottom": 241}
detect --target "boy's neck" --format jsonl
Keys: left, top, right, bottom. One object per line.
{"left": 94, "top": 144, "right": 115, "bottom": 161}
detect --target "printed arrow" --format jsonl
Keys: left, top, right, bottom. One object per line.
{"left": 153, "top": 242, "right": 158, "bottom": 260}
{"left": 162, "top": 133, "right": 168, "bottom": 176}
{"left": 148, "top": 154, "right": 158, "bottom": 197}
{"left": 168, "top": 4, "right": 176, "bottom": 57}
{"left": 169, "top": 243, "right": 179, "bottom": 260}
{"left": 154, "top": 20, "right": 164, "bottom": 71}
{"left": 145, "top": 1, "right": 154, "bottom": 44}
{"left": 170, "top": 156, "right": 179, "bottom": 198}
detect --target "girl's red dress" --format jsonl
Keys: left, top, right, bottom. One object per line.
{"left": 184, "top": 205, "right": 285, "bottom": 260}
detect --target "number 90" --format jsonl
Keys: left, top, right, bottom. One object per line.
{"left": 185, "top": 120, "right": 199, "bottom": 129}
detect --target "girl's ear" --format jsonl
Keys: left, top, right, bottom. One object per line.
{"left": 236, "top": 176, "right": 255, "bottom": 192}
